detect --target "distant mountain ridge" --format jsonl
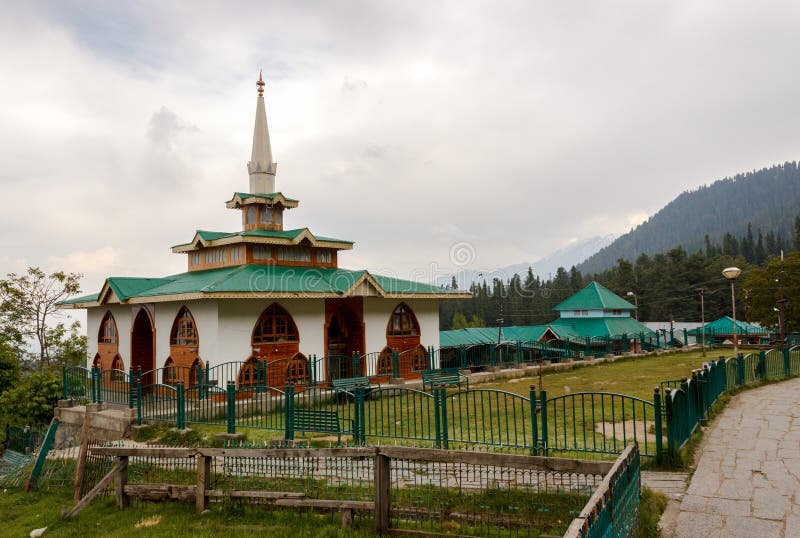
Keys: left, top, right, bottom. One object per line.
{"left": 437, "top": 234, "right": 616, "bottom": 288}
{"left": 577, "top": 162, "right": 800, "bottom": 274}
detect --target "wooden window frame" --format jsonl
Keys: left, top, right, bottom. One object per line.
{"left": 252, "top": 303, "right": 299, "bottom": 345}
{"left": 387, "top": 303, "right": 420, "bottom": 337}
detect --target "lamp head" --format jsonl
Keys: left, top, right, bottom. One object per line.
{"left": 722, "top": 267, "right": 742, "bottom": 280}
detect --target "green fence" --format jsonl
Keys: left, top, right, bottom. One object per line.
{"left": 565, "top": 444, "right": 640, "bottom": 538}
{"left": 663, "top": 346, "right": 800, "bottom": 455}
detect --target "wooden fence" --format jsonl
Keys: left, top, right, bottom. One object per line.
{"left": 81, "top": 444, "right": 634, "bottom": 536}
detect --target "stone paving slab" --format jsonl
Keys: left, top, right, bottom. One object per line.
{"left": 673, "top": 377, "right": 800, "bottom": 538}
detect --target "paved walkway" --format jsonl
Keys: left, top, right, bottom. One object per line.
{"left": 674, "top": 377, "right": 800, "bottom": 538}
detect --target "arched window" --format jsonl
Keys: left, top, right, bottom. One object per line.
{"left": 253, "top": 304, "right": 299, "bottom": 344}
{"left": 189, "top": 358, "right": 203, "bottom": 387}
{"left": 110, "top": 355, "right": 125, "bottom": 381}
{"left": 92, "top": 354, "right": 101, "bottom": 369}
{"left": 98, "top": 312, "right": 117, "bottom": 344}
{"left": 238, "top": 357, "right": 260, "bottom": 388}
{"left": 286, "top": 353, "right": 309, "bottom": 384}
{"left": 411, "top": 345, "right": 428, "bottom": 372}
{"left": 163, "top": 357, "right": 178, "bottom": 384}
{"left": 377, "top": 347, "right": 393, "bottom": 375}
{"left": 171, "top": 307, "right": 198, "bottom": 347}
{"left": 387, "top": 303, "right": 419, "bottom": 337}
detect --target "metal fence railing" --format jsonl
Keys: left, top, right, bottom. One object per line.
{"left": 662, "top": 346, "right": 800, "bottom": 455}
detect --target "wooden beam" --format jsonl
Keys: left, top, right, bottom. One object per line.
{"left": 91, "top": 447, "right": 197, "bottom": 458}
{"left": 376, "top": 447, "right": 613, "bottom": 475}
{"left": 65, "top": 460, "right": 124, "bottom": 519}
{"left": 122, "top": 484, "right": 196, "bottom": 502}
{"left": 273, "top": 499, "right": 374, "bottom": 511}
{"left": 72, "top": 409, "right": 92, "bottom": 502}
{"left": 374, "top": 453, "right": 391, "bottom": 534}
{"left": 206, "top": 490, "right": 306, "bottom": 499}
{"left": 115, "top": 456, "right": 129, "bottom": 509}
{"left": 196, "top": 447, "right": 377, "bottom": 459}
{"left": 196, "top": 455, "right": 210, "bottom": 514}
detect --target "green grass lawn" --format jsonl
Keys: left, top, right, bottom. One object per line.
{"left": 481, "top": 349, "right": 721, "bottom": 400}
{"left": 0, "top": 486, "right": 375, "bottom": 538}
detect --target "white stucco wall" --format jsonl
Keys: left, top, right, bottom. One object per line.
{"left": 85, "top": 304, "right": 132, "bottom": 369}
{"left": 153, "top": 301, "right": 219, "bottom": 369}
{"left": 216, "top": 299, "right": 326, "bottom": 365}
{"left": 85, "top": 296, "right": 440, "bottom": 373}
{"left": 363, "top": 298, "right": 440, "bottom": 352}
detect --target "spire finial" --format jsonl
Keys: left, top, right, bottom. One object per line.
{"left": 257, "top": 70, "right": 265, "bottom": 97}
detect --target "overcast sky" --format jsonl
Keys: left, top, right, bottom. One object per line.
{"left": 3, "top": 0, "right": 800, "bottom": 305}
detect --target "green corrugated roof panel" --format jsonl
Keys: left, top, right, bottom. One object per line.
{"left": 439, "top": 327, "right": 503, "bottom": 347}
{"left": 60, "top": 292, "right": 100, "bottom": 305}
{"left": 175, "top": 228, "right": 355, "bottom": 248}
{"left": 553, "top": 281, "right": 636, "bottom": 311}
{"left": 63, "top": 265, "right": 461, "bottom": 304}
{"left": 439, "top": 325, "right": 555, "bottom": 348}
{"left": 686, "top": 317, "right": 768, "bottom": 335}
{"left": 196, "top": 230, "right": 234, "bottom": 241}
{"left": 549, "top": 316, "right": 655, "bottom": 339}
{"left": 371, "top": 274, "right": 459, "bottom": 295}
{"left": 107, "top": 277, "right": 172, "bottom": 302}
{"left": 502, "top": 325, "right": 550, "bottom": 342}
{"left": 233, "top": 192, "right": 300, "bottom": 203}
{"left": 131, "top": 265, "right": 364, "bottom": 297}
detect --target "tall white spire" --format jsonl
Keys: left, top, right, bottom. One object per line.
{"left": 247, "top": 71, "right": 277, "bottom": 194}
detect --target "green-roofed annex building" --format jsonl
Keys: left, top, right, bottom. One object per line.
{"left": 61, "top": 73, "right": 469, "bottom": 386}
{"left": 439, "top": 282, "right": 656, "bottom": 357}
{"left": 686, "top": 317, "right": 769, "bottom": 345}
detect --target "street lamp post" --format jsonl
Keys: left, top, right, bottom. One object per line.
{"left": 695, "top": 288, "right": 706, "bottom": 357}
{"left": 722, "top": 267, "right": 742, "bottom": 356}
{"left": 626, "top": 291, "right": 638, "bottom": 321}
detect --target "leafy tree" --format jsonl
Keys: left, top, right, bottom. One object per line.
{"left": 0, "top": 267, "right": 82, "bottom": 365}
{"left": 742, "top": 252, "right": 800, "bottom": 334}
{"left": 47, "top": 321, "right": 88, "bottom": 367}
{"left": 451, "top": 312, "right": 485, "bottom": 330}
{"left": 0, "top": 338, "right": 22, "bottom": 398}
{"left": 0, "top": 371, "right": 61, "bottom": 427}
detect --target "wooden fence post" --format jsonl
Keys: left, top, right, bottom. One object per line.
{"left": 196, "top": 454, "right": 210, "bottom": 514}
{"left": 116, "top": 456, "right": 129, "bottom": 509}
{"left": 73, "top": 409, "right": 92, "bottom": 501}
{"left": 374, "top": 450, "right": 390, "bottom": 534}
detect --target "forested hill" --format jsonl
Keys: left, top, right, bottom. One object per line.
{"left": 577, "top": 162, "right": 800, "bottom": 275}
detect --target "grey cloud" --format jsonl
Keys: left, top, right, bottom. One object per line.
{"left": 146, "top": 106, "right": 198, "bottom": 151}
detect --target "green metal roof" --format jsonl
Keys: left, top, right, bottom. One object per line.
{"left": 685, "top": 317, "right": 768, "bottom": 336}
{"left": 233, "top": 192, "right": 299, "bottom": 203}
{"left": 106, "top": 277, "right": 172, "bottom": 302}
{"left": 175, "top": 228, "right": 354, "bottom": 249}
{"left": 439, "top": 325, "right": 555, "bottom": 348}
{"left": 553, "top": 282, "right": 636, "bottom": 311}
{"left": 59, "top": 265, "right": 466, "bottom": 306}
{"left": 60, "top": 292, "right": 100, "bottom": 305}
{"left": 549, "top": 316, "right": 654, "bottom": 340}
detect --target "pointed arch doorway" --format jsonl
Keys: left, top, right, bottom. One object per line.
{"left": 131, "top": 307, "right": 155, "bottom": 385}
{"left": 324, "top": 298, "right": 364, "bottom": 380}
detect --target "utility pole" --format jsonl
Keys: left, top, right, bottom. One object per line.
{"left": 777, "top": 250, "right": 788, "bottom": 346}
{"left": 496, "top": 301, "right": 504, "bottom": 363}
{"left": 696, "top": 288, "right": 706, "bottom": 357}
